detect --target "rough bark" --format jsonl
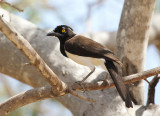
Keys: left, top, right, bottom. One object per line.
{"left": 116, "top": 0, "right": 156, "bottom": 105}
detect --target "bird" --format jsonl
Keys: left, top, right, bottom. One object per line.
{"left": 47, "top": 25, "right": 133, "bottom": 108}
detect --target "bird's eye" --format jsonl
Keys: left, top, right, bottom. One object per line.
{"left": 62, "top": 29, "right": 65, "bottom": 33}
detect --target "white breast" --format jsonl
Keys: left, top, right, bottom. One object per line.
{"left": 65, "top": 51, "right": 106, "bottom": 70}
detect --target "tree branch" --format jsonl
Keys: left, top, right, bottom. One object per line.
{"left": 71, "top": 66, "right": 160, "bottom": 91}
{"left": 0, "top": 1, "right": 23, "bottom": 12}
{"left": 0, "top": 16, "right": 67, "bottom": 96}
{"left": 0, "top": 85, "right": 54, "bottom": 116}
{"left": 0, "top": 66, "right": 159, "bottom": 115}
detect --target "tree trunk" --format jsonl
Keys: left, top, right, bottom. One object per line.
{"left": 116, "top": 0, "right": 156, "bottom": 105}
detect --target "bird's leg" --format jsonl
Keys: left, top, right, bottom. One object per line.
{"left": 74, "top": 66, "right": 95, "bottom": 92}
{"left": 80, "top": 66, "right": 95, "bottom": 84}
{"left": 101, "top": 73, "right": 110, "bottom": 91}
{"left": 104, "top": 73, "right": 110, "bottom": 87}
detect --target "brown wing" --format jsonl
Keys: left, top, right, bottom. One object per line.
{"left": 65, "top": 35, "right": 122, "bottom": 66}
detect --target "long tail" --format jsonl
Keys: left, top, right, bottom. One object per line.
{"left": 105, "top": 60, "right": 133, "bottom": 108}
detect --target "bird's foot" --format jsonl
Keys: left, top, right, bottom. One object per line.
{"left": 73, "top": 67, "right": 96, "bottom": 92}
{"left": 74, "top": 81, "right": 86, "bottom": 92}
{"left": 103, "top": 79, "right": 110, "bottom": 87}
{"left": 103, "top": 73, "right": 110, "bottom": 87}
{"left": 101, "top": 79, "right": 110, "bottom": 92}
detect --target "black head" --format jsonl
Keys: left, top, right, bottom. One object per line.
{"left": 47, "top": 25, "right": 76, "bottom": 41}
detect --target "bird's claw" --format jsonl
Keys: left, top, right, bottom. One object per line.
{"left": 101, "top": 79, "right": 111, "bottom": 91}
{"left": 101, "top": 79, "right": 110, "bottom": 89}
{"left": 74, "top": 81, "right": 86, "bottom": 92}
{"left": 104, "top": 79, "right": 110, "bottom": 87}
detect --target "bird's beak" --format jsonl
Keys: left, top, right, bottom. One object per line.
{"left": 47, "top": 31, "right": 63, "bottom": 37}
{"left": 47, "top": 31, "right": 56, "bottom": 36}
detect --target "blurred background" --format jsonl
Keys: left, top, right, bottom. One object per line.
{"left": 0, "top": 0, "right": 160, "bottom": 116}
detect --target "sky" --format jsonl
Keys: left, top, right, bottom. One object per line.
{"left": 11, "top": 0, "right": 123, "bottom": 32}
{"left": 1, "top": 0, "right": 160, "bottom": 115}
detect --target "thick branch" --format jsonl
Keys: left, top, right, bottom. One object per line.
{"left": 0, "top": 85, "right": 54, "bottom": 116}
{"left": 0, "top": 17, "right": 67, "bottom": 95}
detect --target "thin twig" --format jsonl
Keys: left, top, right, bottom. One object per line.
{"left": 86, "top": 0, "right": 104, "bottom": 32}
{"left": 0, "top": 1, "right": 23, "bottom": 12}
{"left": 144, "top": 79, "right": 150, "bottom": 85}
{"left": 68, "top": 88, "right": 96, "bottom": 103}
